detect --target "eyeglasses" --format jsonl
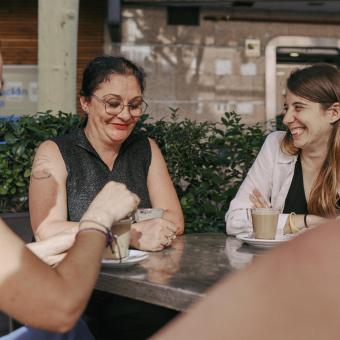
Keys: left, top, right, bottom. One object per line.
{"left": 91, "top": 94, "right": 148, "bottom": 118}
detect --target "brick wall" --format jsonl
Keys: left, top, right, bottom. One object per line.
{"left": 0, "top": 0, "right": 106, "bottom": 114}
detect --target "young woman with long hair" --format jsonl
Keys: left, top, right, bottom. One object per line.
{"left": 226, "top": 63, "right": 340, "bottom": 235}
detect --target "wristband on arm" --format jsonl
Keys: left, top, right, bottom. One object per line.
{"left": 303, "top": 214, "right": 308, "bottom": 228}
{"left": 78, "top": 219, "right": 113, "bottom": 246}
{"left": 77, "top": 219, "right": 122, "bottom": 261}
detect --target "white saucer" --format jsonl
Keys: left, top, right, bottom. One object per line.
{"left": 236, "top": 233, "right": 295, "bottom": 249}
{"left": 102, "top": 250, "right": 149, "bottom": 267}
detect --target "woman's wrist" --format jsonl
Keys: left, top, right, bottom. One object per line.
{"left": 305, "top": 215, "right": 328, "bottom": 227}
{"left": 78, "top": 219, "right": 113, "bottom": 247}
{"left": 79, "top": 212, "right": 115, "bottom": 231}
{"left": 287, "top": 214, "right": 329, "bottom": 233}
{"left": 79, "top": 219, "right": 110, "bottom": 232}
{"left": 77, "top": 227, "right": 108, "bottom": 241}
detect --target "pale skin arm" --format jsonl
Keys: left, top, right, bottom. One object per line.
{"left": 29, "top": 140, "right": 77, "bottom": 241}
{"left": 0, "top": 222, "right": 105, "bottom": 333}
{"left": 148, "top": 138, "right": 184, "bottom": 234}
{"left": 0, "top": 182, "right": 139, "bottom": 333}
{"left": 153, "top": 221, "right": 340, "bottom": 340}
{"left": 130, "top": 138, "right": 185, "bottom": 251}
{"left": 26, "top": 227, "right": 77, "bottom": 265}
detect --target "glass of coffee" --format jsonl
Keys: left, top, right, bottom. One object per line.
{"left": 102, "top": 218, "right": 131, "bottom": 260}
{"left": 250, "top": 208, "right": 280, "bottom": 239}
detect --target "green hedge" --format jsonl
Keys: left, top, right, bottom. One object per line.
{"left": 0, "top": 109, "right": 274, "bottom": 233}
{"left": 0, "top": 111, "right": 83, "bottom": 213}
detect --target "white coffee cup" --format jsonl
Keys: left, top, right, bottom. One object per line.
{"left": 134, "top": 208, "right": 164, "bottom": 222}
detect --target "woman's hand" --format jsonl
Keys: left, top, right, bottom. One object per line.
{"left": 130, "top": 218, "right": 177, "bottom": 251}
{"left": 249, "top": 189, "right": 270, "bottom": 208}
{"left": 81, "top": 181, "right": 140, "bottom": 228}
{"left": 27, "top": 227, "right": 78, "bottom": 264}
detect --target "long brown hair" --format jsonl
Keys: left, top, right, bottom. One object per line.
{"left": 281, "top": 63, "right": 340, "bottom": 217}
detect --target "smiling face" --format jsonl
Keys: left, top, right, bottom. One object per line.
{"left": 282, "top": 90, "right": 334, "bottom": 152}
{"left": 81, "top": 74, "right": 142, "bottom": 146}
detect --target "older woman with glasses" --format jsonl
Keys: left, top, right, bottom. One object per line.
{"left": 29, "top": 55, "right": 184, "bottom": 253}
{"left": 28, "top": 55, "right": 184, "bottom": 337}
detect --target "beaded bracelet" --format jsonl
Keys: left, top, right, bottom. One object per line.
{"left": 77, "top": 227, "right": 108, "bottom": 240}
{"left": 78, "top": 219, "right": 121, "bottom": 261}
{"left": 79, "top": 219, "right": 113, "bottom": 248}
{"left": 289, "top": 212, "right": 301, "bottom": 234}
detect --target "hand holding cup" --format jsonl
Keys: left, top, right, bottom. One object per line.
{"left": 81, "top": 181, "right": 140, "bottom": 229}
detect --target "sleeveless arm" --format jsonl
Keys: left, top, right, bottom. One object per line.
{"left": 29, "top": 140, "right": 77, "bottom": 240}
{"left": 147, "top": 138, "right": 184, "bottom": 235}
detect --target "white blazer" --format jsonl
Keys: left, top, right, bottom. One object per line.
{"left": 225, "top": 131, "right": 297, "bottom": 235}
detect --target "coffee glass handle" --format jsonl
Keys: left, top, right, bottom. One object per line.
{"left": 246, "top": 208, "right": 253, "bottom": 225}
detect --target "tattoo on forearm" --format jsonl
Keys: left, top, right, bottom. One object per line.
{"left": 32, "top": 169, "right": 51, "bottom": 180}
{"left": 32, "top": 155, "right": 52, "bottom": 180}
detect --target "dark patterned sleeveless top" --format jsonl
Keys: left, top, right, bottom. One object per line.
{"left": 51, "top": 129, "right": 152, "bottom": 221}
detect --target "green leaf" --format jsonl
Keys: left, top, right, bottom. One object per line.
{"left": 24, "top": 169, "right": 31, "bottom": 177}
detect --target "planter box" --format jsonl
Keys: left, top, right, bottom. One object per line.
{"left": 0, "top": 211, "right": 33, "bottom": 243}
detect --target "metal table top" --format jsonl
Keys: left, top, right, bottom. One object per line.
{"left": 95, "top": 233, "right": 260, "bottom": 311}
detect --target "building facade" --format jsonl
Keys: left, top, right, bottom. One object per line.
{"left": 1, "top": 1, "right": 340, "bottom": 123}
